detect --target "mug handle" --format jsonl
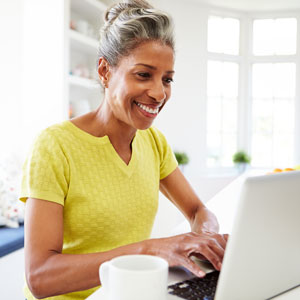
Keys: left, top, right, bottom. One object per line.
{"left": 99, "top": 261, "right": 110, "bottom": 292}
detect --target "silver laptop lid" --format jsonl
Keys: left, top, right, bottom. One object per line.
{"left": 215, "top": 171, "right": 300, "bottom": 300}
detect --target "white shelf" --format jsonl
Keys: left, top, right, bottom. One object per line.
{"left": 71, "top": 0, "right": 107, "bottom": 21}
{"left": 69, "top": 29, "right": 98, "bottom": 54}
{"left": 68, "top": 0, "right": 107, "bottom": 118}
{"left": 69, "top": 75, "right": 100, "bottom": 89}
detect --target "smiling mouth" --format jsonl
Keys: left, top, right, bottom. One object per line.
{"left": 133, "top": 100, "right": 162, "bottom": 115}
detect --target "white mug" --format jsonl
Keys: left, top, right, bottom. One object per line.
{"left": 99, "top": 255, "right": 168, "bottom": 300}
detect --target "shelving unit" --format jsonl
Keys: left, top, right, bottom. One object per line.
{"left": 69, "top": 29, "right": 98, "bottom": 54}
{"left": 69, "top": 74, "right": 99, "bottom": 89}
{"left": 67, "top": 0, "right": 108, "bottom": 118}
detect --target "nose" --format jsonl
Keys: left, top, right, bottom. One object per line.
{"left": 147, "top": 80, "right": 167, "bottom": 103}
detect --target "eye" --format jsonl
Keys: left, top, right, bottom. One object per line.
{"left": 137, "top": 72, "right": 151, "bottom": 79}
{"left": 163, "top": 77, "right": 174, "bottom": 84}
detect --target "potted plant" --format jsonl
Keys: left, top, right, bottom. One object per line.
{"left": 174, "top": 151, "right": 189, "bottom": 172}
{"left": 233, "top": 150, "right": 251, "bottom": 173}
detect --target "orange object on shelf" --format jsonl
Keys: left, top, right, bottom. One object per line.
{"left": 267, "top": 167, "right": 296, "bottom": 175}
{"left": 283, "top": 168, "right": 295, "bottom": 172}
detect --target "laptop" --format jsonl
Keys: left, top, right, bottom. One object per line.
{"left": 167, "top": 171, "right": 300, "bottom": 300}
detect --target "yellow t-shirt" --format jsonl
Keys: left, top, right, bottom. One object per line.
{"left": 20, "top": 120, "right": 178, "bottom": 300}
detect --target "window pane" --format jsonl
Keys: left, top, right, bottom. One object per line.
{"left": 207, "top": 133, "right": 222, "bottom": 167}
{"left": 251, "top": 63, "right": 296, "bottom": 168}
{"left": 221, "top": 133, "right": 237, "bottom": 166}
{"left": 208, "top": 61, "right": 239, "bottom": 97}
{"left": 207, "top": 97, "right": 222, "bottom": 132}
{"left": 223, "top": 18, "right": 240, "bottom": 55}
{"left": 273, "top": 63, "right": 296, "bottom": 97}
{"left": 208, "top": 16, "right": 223, "bottom": 54}
{"left": 275, "top": 18, "right": 297, "bottom": 55}
{"left": 273, "top": 99, "right": 294, "bottom": 133}
{"left": 252, "top": 99, "right": 273, "bottom": 135}
{"left": 252, "top": 63, "right": 273, "bottom": 98}
{"left": 253, "top": 19, "right": 275, "bottom": 56}
{"left": 253, "top": 18, "right": 297, "bottom": 55}
{"left": 273, "top": 134, "right": 294, "bottom": 166}
{"left": 208, "top": 16, "right": 240, "bottom": 55}
{"left": 207, "top": 61, "right": 222, "bottom": 97}
{"left": 222, "top": 98, "right": 237, "bottom": 133}
{"left": 253, "top": 63, "right": 296, "bottom": 98}
{"left": 222, "top": 62, "right": 239, "bottom": 97}
{"left": 251, "top": 134, "right": 273, "bottom": 167}
{"left": 207, "top": 61, "right": 239, "bottom": 167}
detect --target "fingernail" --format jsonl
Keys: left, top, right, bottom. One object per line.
{"left": 218, "top": 262, "right": 222, "bottom": 270}
{"left": 199, "top": 271, "right": 205, "bottom": 277}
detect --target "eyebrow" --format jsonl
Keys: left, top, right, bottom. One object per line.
{"left": 134, "top": 63, "right": 175, "bottom": 74}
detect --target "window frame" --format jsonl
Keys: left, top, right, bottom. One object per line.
{"left": 204, "top": 10, "right": 300, "bottom": 174}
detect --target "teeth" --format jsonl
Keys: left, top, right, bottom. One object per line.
{"left": 136, "top": 102, "right": 159, "bottom": 114}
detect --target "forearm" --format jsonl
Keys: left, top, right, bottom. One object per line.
{"left": 27, "top": 240, "right": 147, "bottom": 299}
{"left": 190, "top": 206, "right": 220, "bottom": 234}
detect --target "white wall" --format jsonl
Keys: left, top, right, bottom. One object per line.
{"left": 0, "top": 0, "right": 68, "bottom": 162}
{"left": 0, "top": 0, "right": 23, "bottom": 159}
{"left": 21, "top": 0, "right": 69, "bottom": 158}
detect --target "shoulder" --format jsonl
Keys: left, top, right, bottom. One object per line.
{"left": 141, "top": 126, "right": 167, "bottom": 143}
{"left": 30, "top": 121, "right": 72, "bottom": 156}
{"left": 34, "top": 121, "right": 72, "bottom": 145}
{"left": 138, "top": 126, "right": 170, "bottom": 156}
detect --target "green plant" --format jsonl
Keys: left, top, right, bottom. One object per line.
{"left": 174, "top": 152, "right": 189, "bottom": 165}
{"left": 233, "top": 150, "right": 251, "bottom": 164}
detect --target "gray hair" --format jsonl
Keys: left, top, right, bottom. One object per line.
{"left": 97, "top": 0, "right": 175, "bottom": 67}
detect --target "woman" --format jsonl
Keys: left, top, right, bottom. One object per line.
{"left": 20, "top": 0, "right": 228, "bottom": 299}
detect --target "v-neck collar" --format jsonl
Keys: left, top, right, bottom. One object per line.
{"left": 65, "top": 120, "right": 138, "bottom": 177}
{"left": 106, "top": 132, "right": 138, "bottom": 177}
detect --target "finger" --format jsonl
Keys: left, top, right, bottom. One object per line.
{"left": 198, "top": 244, "right": 224, "bottom": 271}
{"left": 187, "top": 232, "right": 225, "bottom": 260}
{"left": 210, "top": 234, "right": 227, "bottom": 250}
{"left": 176, "top": 254, "right": 206, "bottom": 278}
{"left": 223, "top": 234, "right": 229, "bottom": 242}
{"left": 191, "top": 231, "right": 227, "bottom": 250}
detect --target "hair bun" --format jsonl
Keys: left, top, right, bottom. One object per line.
{"left": 105, "top": 0, "right": 153, "bottom": 24}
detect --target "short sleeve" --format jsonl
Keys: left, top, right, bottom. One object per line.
{"left": 149, "top": 127, "right": 178, "bottom": 180}
{"left": 19, "top": 128, "right": 69, "bottom": 206}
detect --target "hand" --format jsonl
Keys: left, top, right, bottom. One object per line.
{"left": 145, "top": 231, "right": 229, "bottom": 277}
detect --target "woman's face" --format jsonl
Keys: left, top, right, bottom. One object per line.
{"left": 104, "top": 41, "right": 175, "bottom": 130}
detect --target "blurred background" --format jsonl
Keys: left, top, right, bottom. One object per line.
{"left": 0, "top": 0, "right": 299, "bottom": 298}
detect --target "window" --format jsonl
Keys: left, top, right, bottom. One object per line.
{"left": 253, "top": 18, "right": 297, "bottom": 55}
{"left": 251, "top": 63, "right": 296, "bottom": 167}
{"left": 206, "top": 14, "right": 298, "bottom": 170}
{"left": 208, "top": 16, "right": 240, "bottom": 55}
{"left": 206, "top": 16, "right": 240, "bottom": 168}
{"left": 207, "top": 61, "right": 239, "bottom": 167}
{"left": 251, "top": 18, "right": 297, "bottom": 168}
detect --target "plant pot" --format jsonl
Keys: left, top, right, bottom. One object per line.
{"left": 236, "top": 163, "right": 248, "bottom": 174}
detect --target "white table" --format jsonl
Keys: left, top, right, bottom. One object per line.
{"left": 87, "top": 171, "right": 300, "bottom": 300}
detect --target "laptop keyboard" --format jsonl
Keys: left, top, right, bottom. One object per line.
{"left": 168, "top": 271, "right": 220, "bottom": 300}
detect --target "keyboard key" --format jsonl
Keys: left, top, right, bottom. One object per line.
{"left": 168, "top": 271, "right": 220, "bottom": 300}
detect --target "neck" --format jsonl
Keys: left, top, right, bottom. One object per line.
{"left": 91, "top": 101, "right": 137, "bottom": 149}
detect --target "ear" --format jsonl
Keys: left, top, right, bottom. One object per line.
{"left": 97, "top": 57, "right": 111, "bottom": 88}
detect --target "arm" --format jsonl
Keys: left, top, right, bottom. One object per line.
{"left": 156, "top": 167, "right": 228, "bottom": 270}
{"left": 160, "top": 167, "right": 220, "bottom": 233}
{"left": 25, "top": 198, "right": 147, "bottom": 299}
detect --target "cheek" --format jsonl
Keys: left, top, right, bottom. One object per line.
{"left": 165, "top": 86, "right": 172, "bottom": 102}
